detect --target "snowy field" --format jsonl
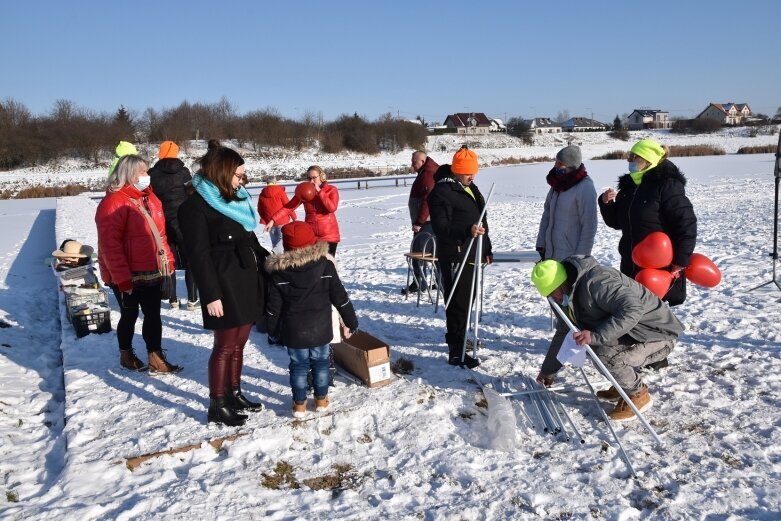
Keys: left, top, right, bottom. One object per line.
{"left": 1, "top": 150, "right": 781, "bottom": 519}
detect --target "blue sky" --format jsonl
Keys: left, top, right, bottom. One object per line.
{"left": 1, "top": 0, "right": 779, "bottom": 123}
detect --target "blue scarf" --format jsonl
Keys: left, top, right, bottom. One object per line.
{"left": 192, "top": 174, "right": 258, "bottom": 231}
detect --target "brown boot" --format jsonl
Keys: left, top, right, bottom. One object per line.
{"left": 315, "top": 395, "right": 329, "bottom": 412}
{"left": 608, "top": 385, "right": 653, "bottom": 422}
{"left": 596, "top": 386, "right": 621, "bottom": 401}
{"left": 119, "top": 349, "right": 147, "bottom": 371}
{"left": 292, "top": 400, "right": 307, "bottom": 418}
{"left": 148, "top": 350, "right": 183, "bottom": 374}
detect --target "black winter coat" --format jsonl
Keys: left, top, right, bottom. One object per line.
{"left": 598, "top": 159, "right": 697, "bottom": 305}
{"left": 265, "top": 241, "right": 358, "bottom": 349}
{"left": 178, "top": 193, "right": 269, "bottom": 330}
{"left": 149, "top": 158, "right": 193, "bottom": 245}
{"left": 428, "top": 165, "right": 493, "bottom": 263}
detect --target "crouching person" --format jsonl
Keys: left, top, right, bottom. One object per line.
{"left": 531, "top": 255, "right": 683, "bottom": 421}
{"left": 265, "top": 222, "right": 358, "bottom": 417}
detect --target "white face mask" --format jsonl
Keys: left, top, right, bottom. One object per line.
{"left": 134, "top": 176, "right": 150, "bottom": 191}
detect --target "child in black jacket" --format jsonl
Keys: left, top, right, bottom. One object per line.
{"left": 265, "top": 222, "right": 358, "bottom": 417}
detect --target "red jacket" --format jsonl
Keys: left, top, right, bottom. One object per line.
{"left": 271, "top": 182, "right": 340, "bottom": 243}
{"left": 408, "top": 157, "right": 439, "bottom": 226}
{"left": 258, "top": 184, "right": 296, "bottom": 225}
{"left": 95, "top": 184, "right": 175, "bottom": 292}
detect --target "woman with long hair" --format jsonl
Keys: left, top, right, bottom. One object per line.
{"left": 95, "top": 154, "right": 182, "bottom": 373}
{"left": 178, "top": 143, "right": 270, "bottom": 427}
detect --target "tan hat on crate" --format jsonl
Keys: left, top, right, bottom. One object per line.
{"left": 52, "top": 239, "right": 94, "bottom": 259}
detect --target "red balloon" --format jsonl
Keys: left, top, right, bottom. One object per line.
{"left": 635, "top": 269, "right": 673, "bottom": 299}
{"left": 685, "top": 253, "right": 721, "bottom": 288}
{"left": 295, "top": 182, "right": 317, "bottom": 202}
{"left": 632, "top": 232, "right": 673, "bottom": 269}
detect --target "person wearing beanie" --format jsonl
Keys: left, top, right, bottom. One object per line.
{"left": 107, "top": 141, "right": 138, "bottom": 177}
{"left": 404, "top": 151, "right": 440, "bottom": 295}
{"left": 536, "top": 145, "right": 597, "bottom": 262}
{"left": 599, "top": 139, "right": 697, "bottom": 317}
{"left": 265, "top": 221, "right": 358, "bottom": 418}
{"left": 531, "top": 255, "right": 683, "bottom": 422}
{"left": 178, "top": 144, "right": 270, "bottom": 427}
{"left": 428, "top": 146, "right": 492, "bottom": 369}
{"left": 258, "top": 180, "right": 297, "bottom": 252}
{"left": 148, "top": 141, "right": 199, "bottom": 310}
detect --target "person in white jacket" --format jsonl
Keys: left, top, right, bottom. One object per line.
{"left": 535, "top": 145, "right": 597, "bottom": 261}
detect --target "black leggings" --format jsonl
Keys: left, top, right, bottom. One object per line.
{"left": 111, "top": 285, "right": 162, "bottom": 352}
{"left": 168, "top": 271, "right": 198, "bottom": 302}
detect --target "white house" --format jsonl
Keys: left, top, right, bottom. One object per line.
{"left": 696, "top": 102, "right": 752, "bottom": 125}
{"left": 489, "top": 118, "right": 506, "bottom": 132}
{"left": 627, "top": 109, "right": 671, "bottom": 130}
{"left": 443, "top": 112, "right": 492, "bottom": 135}
{"left": 527, "top": 117, "right": 562, "bottom": 134}
{"left": 560, "top": 117, "right": 608, "bottom": 132}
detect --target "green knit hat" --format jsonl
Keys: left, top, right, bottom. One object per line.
{"left": 630, "top": 139, "right": 665, "bottom": 166}
{"left": 108, "top": 141, "right": 138, "bottom": 176}
{"left": 531, "top": 260, "right": 567, "bottom": 297}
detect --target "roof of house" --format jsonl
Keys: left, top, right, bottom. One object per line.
{"left": 631, "top": 109, "right": 668, "bottom": 117}
{"left": 528, "top": 117, "right": 561, "bottom": 127}
{"left": 561, "top": 117, "right": 608, "bottom": 128}
{"left": 444, "top": 112, "right": 492, "bottom": 127}
{"left": 698, "top": 102, "right": 752, "bottom": 117}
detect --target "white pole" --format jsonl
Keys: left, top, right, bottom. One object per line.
{"left": 548, "top": 298, "right": 663, "bottom": 445}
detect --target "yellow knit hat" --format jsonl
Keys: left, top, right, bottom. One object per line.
{"left": 630, "top": 139, "right": 665, "bottom": 166}
{"left": 531, "top": 260, "right": 568, "bottom": 296}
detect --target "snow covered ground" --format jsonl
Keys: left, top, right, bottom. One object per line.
{"left": 1, "top": 147, "right": 781, "bottom": 519}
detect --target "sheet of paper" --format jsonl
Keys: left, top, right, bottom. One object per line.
{"left": 556, "top": 331, "right": 586, "bottom": 368}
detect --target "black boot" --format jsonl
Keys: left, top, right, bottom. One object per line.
{"left": 207, "top": 397, "right": 247, "bottom": 426}
{"left": 644, "top": 358, "right": 669, "bottom": 371}
{"left": 230, "top": 386, "right": 263, "bottom": 411}
{"left": 447, "top": 343, "right": 480, "bottom": 369}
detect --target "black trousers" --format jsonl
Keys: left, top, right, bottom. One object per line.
{"left": 111, "top": 285, "right": 162, "bottom": 352}
{"left": 167, "top": 271, "right": 198, "bottom": 302}
{"left": 440, "top": 260, "right": 477, "bottom": 358}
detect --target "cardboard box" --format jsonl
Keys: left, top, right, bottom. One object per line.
{"left": 332, "top": 330, "right": 392, "bottom": 388}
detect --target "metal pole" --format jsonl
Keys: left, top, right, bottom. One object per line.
{"left": 548, "top": 299, "right": 663, "bottom": 445}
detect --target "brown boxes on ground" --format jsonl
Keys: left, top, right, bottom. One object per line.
{"left": 332, "top": 330, "right": 392, "bottom": 388}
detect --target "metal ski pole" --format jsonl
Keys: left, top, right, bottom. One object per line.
{"left": 459, "top": 253, "right": 480, "bottom": 364}
{"left": 471, "top": 232, "right": 484, "bottom": 359}
{"left": 444, "top": 183, "right": 496, "bottom": 310}
{"left": 548, "top": 298, "right": 663, "bottom": 446}
{"left": 581, "top": 367, "right": 636, "bottom": 477}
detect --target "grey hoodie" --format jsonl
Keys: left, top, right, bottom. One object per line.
{"left": 541, "top": 255, "right": 683, "bottom": 375}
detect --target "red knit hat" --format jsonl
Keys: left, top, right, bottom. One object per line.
{"left": 451, "top": 146, "right": 479, "bottom": 175}
{"left": 158, "top": 141, "right": 179, "bottom": 159}
{"left": 282, "top": 221, "right": 317, "bottom": 251}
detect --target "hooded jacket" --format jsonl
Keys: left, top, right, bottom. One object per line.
{"left": 540, "top": 255, "right": 684, "bottom": 375}
{"left": 258, "top": 184, "right": 296, "bottom": 225}
{"left": 148, "top": 158, "right": 193, "bottom": 244}
{"left": 536, "top": 166, "right": 598, "bottom": 260}
{"left": 408, "top": 156, "right": 440, "bottom": 226}
{"left": 95, "top": 184, "right": 175, "bottom": 292}
{"left": 178, "top": 192, "right": 269, "bottom": 330}
{"left": 270, "top": 182, "right": 340, "bottom": 243}
{"left": 265, "top": 241, "right": 358, "bottom": 349}
{"left": 428, "top": 165, "right": 492, "bottom": 263}
{"left": 598, "top": 159, "right": 697, "bottom": 305}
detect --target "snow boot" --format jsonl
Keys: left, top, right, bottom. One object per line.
{"left": 208, "top": 398, "right": 247, "bottom": 426}
{"left": 401, "top": 281, "right": 419, "bottom": 295}
{"left": 230, "top": 386, "right": 263, "bottom": 411}
{"left": 292, "top": 400, "right": 307, "bottom": 418}
{"left": 596, "top": 386, "right": 621, "bottom": 401}
{"left": 119, "top": 349, "right": 147, "bottom": 372}
{"left": 169, "top": 299, "right": 179, "bottom": 310}
{"left": 608, "top": 385, "right": 653, "bottom": 422}
{"left": 148, "top": 349, "right": 183, "bottom": 374}
{"left": 186, "top": 299, "right": 200, "bottom": 311}
{"left": 315, "top": 396, "right": 329, "bottom": 412}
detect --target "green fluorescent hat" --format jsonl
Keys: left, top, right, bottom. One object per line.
{"left": 629, "top": 139, "right": 665, "bottom": 166}
{"left": 531, "top": 260, "right": 567, "bottom": 296}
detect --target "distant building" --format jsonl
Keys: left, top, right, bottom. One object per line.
{"left": 696, "top": 102, "right": 752, "bottom": 126}
{"left": 527, "top": 117, "right": 562, "bottom": 134}
{"left": 489, "top": 118, "right": 506, "bottom": 132}
{"left": 560, "top": 117, "right": 608, "bottom": 132}
{"left": 627, "top": 109, "right": 671, "bottom": 130}
{"left": 443, "top": 112, "right": 492, "bottom": 134}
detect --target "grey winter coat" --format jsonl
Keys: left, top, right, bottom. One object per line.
{"left": 536, "top": 176, "right": 597, "bottom": 261}
{"left": 541, "top": 255, "right": 683, "bottom": 375}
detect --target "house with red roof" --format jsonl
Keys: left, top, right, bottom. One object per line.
{"left": 696, "top": 102, "right": 752, "bottom": 125}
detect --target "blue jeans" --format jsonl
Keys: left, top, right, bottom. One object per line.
{"left": 269, "top": 226, "right": 283, "bottom": 250}
{"left": 288, "top": 344, "right": 330, "bottom": 403}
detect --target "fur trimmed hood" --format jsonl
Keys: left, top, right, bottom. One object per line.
{"left": 264, "top": 240, "right": 332, "bottom": 273}
{"left": 617, "top": 159, "right": 687, "bottom": 190}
